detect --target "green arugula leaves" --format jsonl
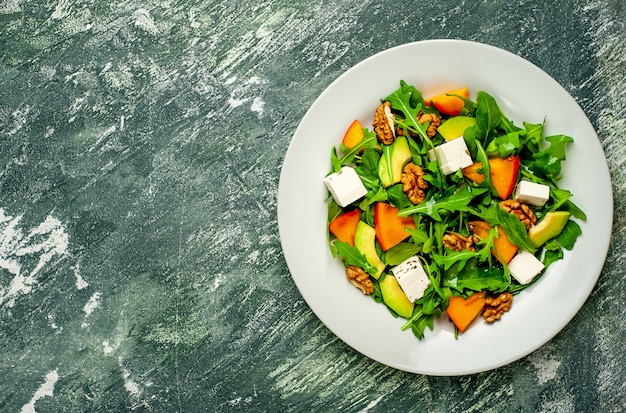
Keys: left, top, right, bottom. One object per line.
{"left": 326, "top": 80, "right": 584, "bottom": 341}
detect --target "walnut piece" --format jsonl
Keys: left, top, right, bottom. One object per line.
{"left": 499, "top": 200, "right": 537, "bottom": 230}
{"left": 443, "top": 233, "right": 479, "bottom": 252}
{"left": 482, "top": 292, "right": 513, "bottom": 323}
{"left": 417, "top": 112, "right": 441, "bottom": 138}
{"left": 401, "top": 163, "right": 428, "bottom": 204}
{"left": 346, "top": 265, "right": 374, "bottom": 295}
{"left": 373, "top": 101, "right": 396, "bottom": 145}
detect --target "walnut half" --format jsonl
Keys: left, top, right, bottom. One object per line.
{"left": 443, "top": 233, "right": 479, "bottom": 252}
{"left": 401, "top": 163, "right": 428, "bottom": 204}
{"left": 373, "top": 101, "right": 396, "bottom": 145}
{"left": 482, "top": 292, "right": 513, "bottom": 323}
{"left": 499, "top": 200, "right": 537, "bottom": 230}
{"left": 346, "top": 265, "right": 374, "bottom": 295}
{"left": 417, "top": 112, "right": 441, "bottom": 138}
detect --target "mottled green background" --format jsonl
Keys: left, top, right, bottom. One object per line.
{"left": 1, "top": 1, "right": 624, "bottom": 412}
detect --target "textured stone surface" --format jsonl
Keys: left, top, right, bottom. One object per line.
{"left": 1, "top": 1, "right": 625, "bottom": 412}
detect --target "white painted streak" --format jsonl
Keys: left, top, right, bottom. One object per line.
{"left": 74, "top": 263, "right": 88, "bottom": 290}
{"left": 81, "top": 292, "right": 101, "bottom": 328}
{"left": 537, "top": 392, "right": 575, "bottom": 413}
{"left": 119, "top": 357, "right": 141, "bottom": 396}
{"left": 20, "top": 370, "right": 59, "bottom": 413}
{"left": 359, "top": 395, "right": 384, "bottom": 412}
{"left": 133, "top": 8, "right": 159, "bottom": 35}
{"left": 251, "top": 97, "right": 265, "bottom": 115}
{"left": 47, "top": 314, "right": 61, "bottom": 331}
{"left": 529, "top": 353, "right": 561, "bottom": 385}
{"left": 0, "top": 0, "right": 21, "bottom": 14}
{"left": 83, "top": 292, "right": 101, "bottom": 316}
{"left": 0, "top": 209, "right": 69, "bottom": 308}
{"left": 50, "top": 0, "right": 71, "bottom": 20}
{"left": 102, "top": 340, "right": 115, "bottom": 356}
{"left": 227, "top": 95, "right": 249, "bottom": 108}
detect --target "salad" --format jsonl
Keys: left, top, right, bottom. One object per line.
{"left": 324, "top": 80, "right": 585, "bottom": 340}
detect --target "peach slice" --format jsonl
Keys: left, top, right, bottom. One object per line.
{"left": 341, "top": 120, "right": 364, "bottom": 149}
{"left": 425, "top": 87, "right": 469, "bottom": 117}
{"left": 462, "top": 156, "right": 520, "bottom": 200}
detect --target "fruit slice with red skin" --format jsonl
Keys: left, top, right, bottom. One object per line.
{"left": 425, "top": 87, "right": 469, "bottom": 117}
{"left": 462, "top": 156, "right": 520, "bottom": 199}
{"left": 446, "top": 291, "right": 486, "bottom": 333}
{"left": 374, "top": 202, "right": 416, "bottom": 251}
{"left": 341, "top": 120, "right": 364, "bottom": 149}
{"left": 328, "top": 210, "right": 361, "bottom": 247}
{"left": 468, "top": 220, "right": 518, "bottom": 264}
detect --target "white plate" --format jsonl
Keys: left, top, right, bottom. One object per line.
{"left": 277, "top": 40, "right": 612, "bottom": 375}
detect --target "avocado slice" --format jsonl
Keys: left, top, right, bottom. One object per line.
{"left": 528, "top": 211, "right": 571, "bottom": 248}
{"left": 378, "top": 137, "right": 412, "bottom": 187}
{"left": 354, "top": 221, "right": 385, "bottom": 279}
{"left": 379, "top": 274, "right": 414, "bottom": 318}
{"left": 437, "top": 116, "right": 477, "bottom": 141}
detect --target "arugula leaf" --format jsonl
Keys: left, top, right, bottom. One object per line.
{"left": 385, "top": 184, "right": 411, "bottom": 210}
{"left": 556, "top": 220, "right": 582, "bottom": 250}
{"left": 464, "top": 92, "right": 507, "bottom": 157}
{"left": 434, "top": 250, "right": 476, "bottom": 272}
{"left": 330, "top": 147, "right": 342, "bottom": 173}
{"left": 549, "top": 188, "right": 586, "bottom": 221}
{"left": 381, "top": 143, "right": 394, "bottom": 186}
{"left": 473, "top": 204, "right": 536, "bottom": 253}
{"left": 404, "top": 226, "right": 433, "bottom": 254}
{"left": 496, "top": 207, "right": 537, "bottom": 252}
{"left": 331, "top": 241, "right": 377, "bottom": 275}
{"left": 499, "top": 112, "right": 521, "bottom": 134}
{"left": 521, "top": 121, "right": 543, "bottom": 155}
{"left": 445, "top": 266, "right": 509, "bottom": 293}
{"left": 562, "top": 200, "right": 586, "bottom": 221}
{"left": 386, "top": 82, "right": 422, "bottom": 126}
{"left": 526, "top": 134, "right": 573, "bottom": 180}
{"left": 474, "top": 140, "right": 492, "bottom": 194}
{"left": 336, "top": 129, "right": 379, "bottom": 167}
{"left": 474, "top": 225, "right": 498, "bottom": 267}
{"left": 386, "top": 81, "right": 436, "bottom": 150}
{"left": 359, "top": 186, "right": 388, "bottom": 209}
{"left": 385, "top": 242, "right": 421, "bottom": 266}
{"left": 327, "top": 199, "right": 342, "bottom": 224}
{"left": 401, "top": 287, "right": 442, "bottom": 339}
{"left": 399, "top": 186, "right": 489, "bottom": 221}
{"left": 401, "top": 306, "right": 432, "bottom": 339}
{"left": 371, "top": 279, "right": 384, "bottom": 304}
{"left": 542, "top": 248, "right": 563, "bottom": 268}
{"left": 355, "top": 148, "right": 381, "bottom": 189}
{"left": 476, "top": 91, "right": 502, "bottom": 144}
{"left": 485, "top": 131, "right": 521, "bottom": 157}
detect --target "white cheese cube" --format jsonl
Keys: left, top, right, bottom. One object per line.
{"left": 515, "top": 180, "right": 550, "bottom": 206}
{"left": 391, "top": 255, "right": 430, "bottom": 302}
{"left": 323, "top": 166, "right": 367, "bottom": 207}
{"left": 428, "top": 137, "right": 473, "bottom": 175}
{"left": 508, "top": 250, "right": 545, "bottom": 285}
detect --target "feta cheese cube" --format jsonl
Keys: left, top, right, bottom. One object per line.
{"left": 391, "top": 255, "right": 430, "bottom": 302}
{"left": 507, "top": 250, "right": 545, "bottom": 284}
{"left": 323, "top": 166, "right": 367, "bottom": 207}
{"left": 428, "top": 137, "right": 473, "bottom": 175}
{"left": 515, "top": 180, "right": 550, "bottom": 206}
